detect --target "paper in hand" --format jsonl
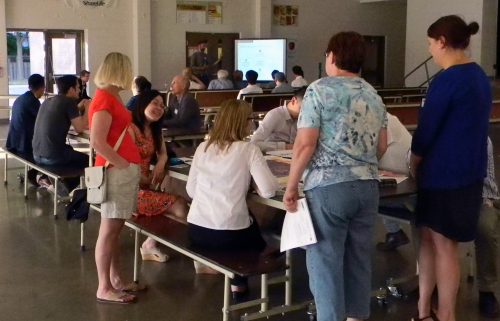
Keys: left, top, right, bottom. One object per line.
{"left": 280, "top": 198, "right": 317, "bottom": 252}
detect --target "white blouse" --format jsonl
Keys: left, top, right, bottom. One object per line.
{"left": 186, "top": 141, "right": 279, "bottom": 230}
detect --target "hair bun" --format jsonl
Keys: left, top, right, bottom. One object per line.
{"left": 468, "top": 22, "right": 479, "bottom": 35}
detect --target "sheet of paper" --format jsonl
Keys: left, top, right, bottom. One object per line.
{"left": 179, "top": 157, "right": 193, "bottom": 165}
{"left": 280, "top": 198, "right": 317, "bottom": 252}
{"left": 266, "top": 149, "right": 293, "bottom": 159}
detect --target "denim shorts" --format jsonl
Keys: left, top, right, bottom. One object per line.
{"left": 101, "top": 164, "right": 140, "bottom": 220}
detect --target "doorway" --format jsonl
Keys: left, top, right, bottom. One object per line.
{"left": 362, "top": 35, "right": 386, "bottom": 87}
{"left": 186, "top": 32, "right": 239, "bottom": 83}
{"left": 6, "top": 29, "right": 84, "bottom": 94}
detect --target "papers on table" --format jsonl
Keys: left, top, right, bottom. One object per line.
{"left": 280, "top": 198, "right": 317, "bottom": 252}
{"left": 266, "top": 149, "right": 293, "bottom": 159}
{"left": 378, "top": 170, "right": 408, "bottom": 184}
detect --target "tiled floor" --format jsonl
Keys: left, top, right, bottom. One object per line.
{"left": 0, "top": 122, "right": 498, "bottom": 321}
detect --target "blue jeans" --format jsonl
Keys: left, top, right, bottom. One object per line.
{"left": 305, "top": 180, "right": 379, "bottom": 321}
{"left": 34, "top": 146, "right": 88, "bottom": 169}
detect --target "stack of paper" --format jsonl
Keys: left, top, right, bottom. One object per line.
{"left": 280, "top": 198, "right": 317, "bottom": 252}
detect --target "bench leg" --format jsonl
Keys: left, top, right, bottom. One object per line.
{"left": 133, "top": 230, "right": 139, "bottom": 282}
{"left": 24, "top": 165, "right": 28, "bottom": 199}
{"left": 222, "top": 275, "right": 230, "bottom": 321}
{"left": 285, "top": 250, "right": 292, "bottom": 305}
{"left": 3, "top": 152, "right": 7, "bottom": 185}
{"left": 260, "top": 274, "right": 268, "bottom": 312}
{"left": 53, "top": 178, "right": 58, "bottom": 219}
{"left": 80, "top": 222, "right": 86, "bottom": 251}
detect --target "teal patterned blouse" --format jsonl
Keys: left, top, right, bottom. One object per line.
{"left": 298, "top": 76, "right": 387, "bottom": 190}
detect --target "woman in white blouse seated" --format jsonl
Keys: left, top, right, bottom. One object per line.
{"left": 186, "top": 99, "right": 279, "bottom": 300}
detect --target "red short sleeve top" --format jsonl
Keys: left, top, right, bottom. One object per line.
{"left": 89, "top": 89, "right": 141, "bottom": 166}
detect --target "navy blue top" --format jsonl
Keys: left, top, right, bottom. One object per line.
{"left": 5, "top": 91, "right": 40, "bottom": 158}
{"left": 125, "top": 95, "right": 138, "bottom": 112}
{"left": 411, "top": 62, "right": 491, "bottom": 189}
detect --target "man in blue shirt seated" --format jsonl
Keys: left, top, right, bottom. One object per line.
{"left": 250, "top": 86, "right": 306, "bottom": 152}
{"left": 5, "top": 74, "right": 45, "bottom": 186}
{"left": 163, "top": 75, "right": 201, "bottom": 130}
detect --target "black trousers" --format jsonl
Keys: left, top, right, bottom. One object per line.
{"left": 188, "top": 216, "right": 266, "bottom": 286}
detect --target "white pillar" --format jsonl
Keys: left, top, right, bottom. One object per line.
{"left": 132, "top": 0, "right": 152, "bottom": 79}
{"left": 254, "top": 0, "right": 271, "bottom": 38}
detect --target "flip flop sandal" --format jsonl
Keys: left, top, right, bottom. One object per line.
{"left": 140, "top": 246, "right": 169, "bottom": 263}
{"left": 97, "top": 292, "right": 136, "bottom": 305}
{"left": 121, "top": 282, "right": 148, "bottom": 293}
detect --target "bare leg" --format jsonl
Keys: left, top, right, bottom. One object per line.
{"left": 432, "top": 231, "right": 460, "bottom": 321}
{"left": 167, "top": 198, "right": 188, "bottom": 223}
{"left": 95, "top": 218, "right": 133, "bottom": 300}
{"left": 417, "top": 227, "right": 437, "bottom": 319}
{"left": 142, "top": 198, "right": 188, "bottom": 250}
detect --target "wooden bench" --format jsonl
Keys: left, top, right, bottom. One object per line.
{"left": 2, "top": 148, "right": 84, "bottom": 218}
{"left": 241, "top": 93, "right": 295, "bottom": 113}
{"left": 125, "top": 215, "right": 313, "bottom": 321}
{"left": 84, "top": 205, "right": 311, "bottom": 321}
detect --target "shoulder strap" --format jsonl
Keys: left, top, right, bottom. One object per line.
{"left": 104, "top": 126, "right": 129, "bottom": 167}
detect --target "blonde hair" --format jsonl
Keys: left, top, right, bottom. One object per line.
{"left": 93, "top": 52, "right": 133, "bottom": 90}
{"left": 205, "top": 99, "right": 253, "bottom": 152}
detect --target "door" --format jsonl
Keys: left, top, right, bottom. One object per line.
{"left": 362, "top": 36, "right": 386, "bottom": 87}
{"left": 186, "top": 32, "right": 239, "bottom": 82}
{"left": 46, "top": 31, "right": 83, "bottom": 93}
{"left": 6, "top": 29, "right": 84, "bottom": 94}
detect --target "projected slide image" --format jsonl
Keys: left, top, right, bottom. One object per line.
{"left": 235, "top": 39, "right": 286, "bottom": 81}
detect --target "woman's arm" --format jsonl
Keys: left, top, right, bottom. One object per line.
{"left": 377, "top": 127, "right": 388, "bottom": 159}
{"left": 90, "top": 110, "right": 129, "bottom": 169}
{"left": 249, "top": 146, "right": 279, "bottom": 198}
{"left": 409, "top": 153, "right": 422, "bottom": 179}
{"left": 151, "top": 137, "right": 168, "bottom": 185}
{"left": 283, "top": 128, "right": 319, "bottom": 212}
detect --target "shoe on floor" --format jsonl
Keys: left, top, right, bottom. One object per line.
{"left": 376, "top": 229, "right": 410, "bottom": 251}
{"left": 140, "top": 246, "right": 169, "bottom": 263}
{"left": 96, "top": 291, "right": 137, "bottom": 305}
{"left": 479, "top": 291, "right": 500, "bottom": 318}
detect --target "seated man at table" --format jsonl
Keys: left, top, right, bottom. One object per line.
{"left": 237, "top": 70, "right": 263, "bottom": 99}
{"left": 163, "top": 75, "right": 202, "bottom": 130}
{"left": 271, "top": 72, "right": 294, "bottom": 94}
{"left": 5, "top": 74, "right": 45, "bottom": 186}
{"left": 77, "top": 69, "right": 91, "bottom": 102}
{"left": 250, "top": 86, "right": 306, "bottom": 152}
{"left": 376, "top": 113, "right": 412, "bottom": 251}
{"left": 32, "top": 75, "right": 90, "bottom": 192}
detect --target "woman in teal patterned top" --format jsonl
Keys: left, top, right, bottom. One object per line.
{"left": 284, "top": 32, "right": 387, "bottom": 321}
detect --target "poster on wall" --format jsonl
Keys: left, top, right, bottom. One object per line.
{"left": 64, "top": 0, "right": 117, "bottom": 8}
{"left": 273, "top": 5, "right": 298, "bottom": 26}
{"left": 176, "top": 1, "right": 223, "bottom": 24}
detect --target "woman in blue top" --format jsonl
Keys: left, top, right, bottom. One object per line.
{"left": 284, "top": 32, "right": 387, "bottom": 321}
{"left": 410, "top": 16, "right": 491, "bottom": 321}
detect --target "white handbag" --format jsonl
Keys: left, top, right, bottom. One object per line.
{"left": 85, "top": 126, "right": 129, "bottom": 204}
